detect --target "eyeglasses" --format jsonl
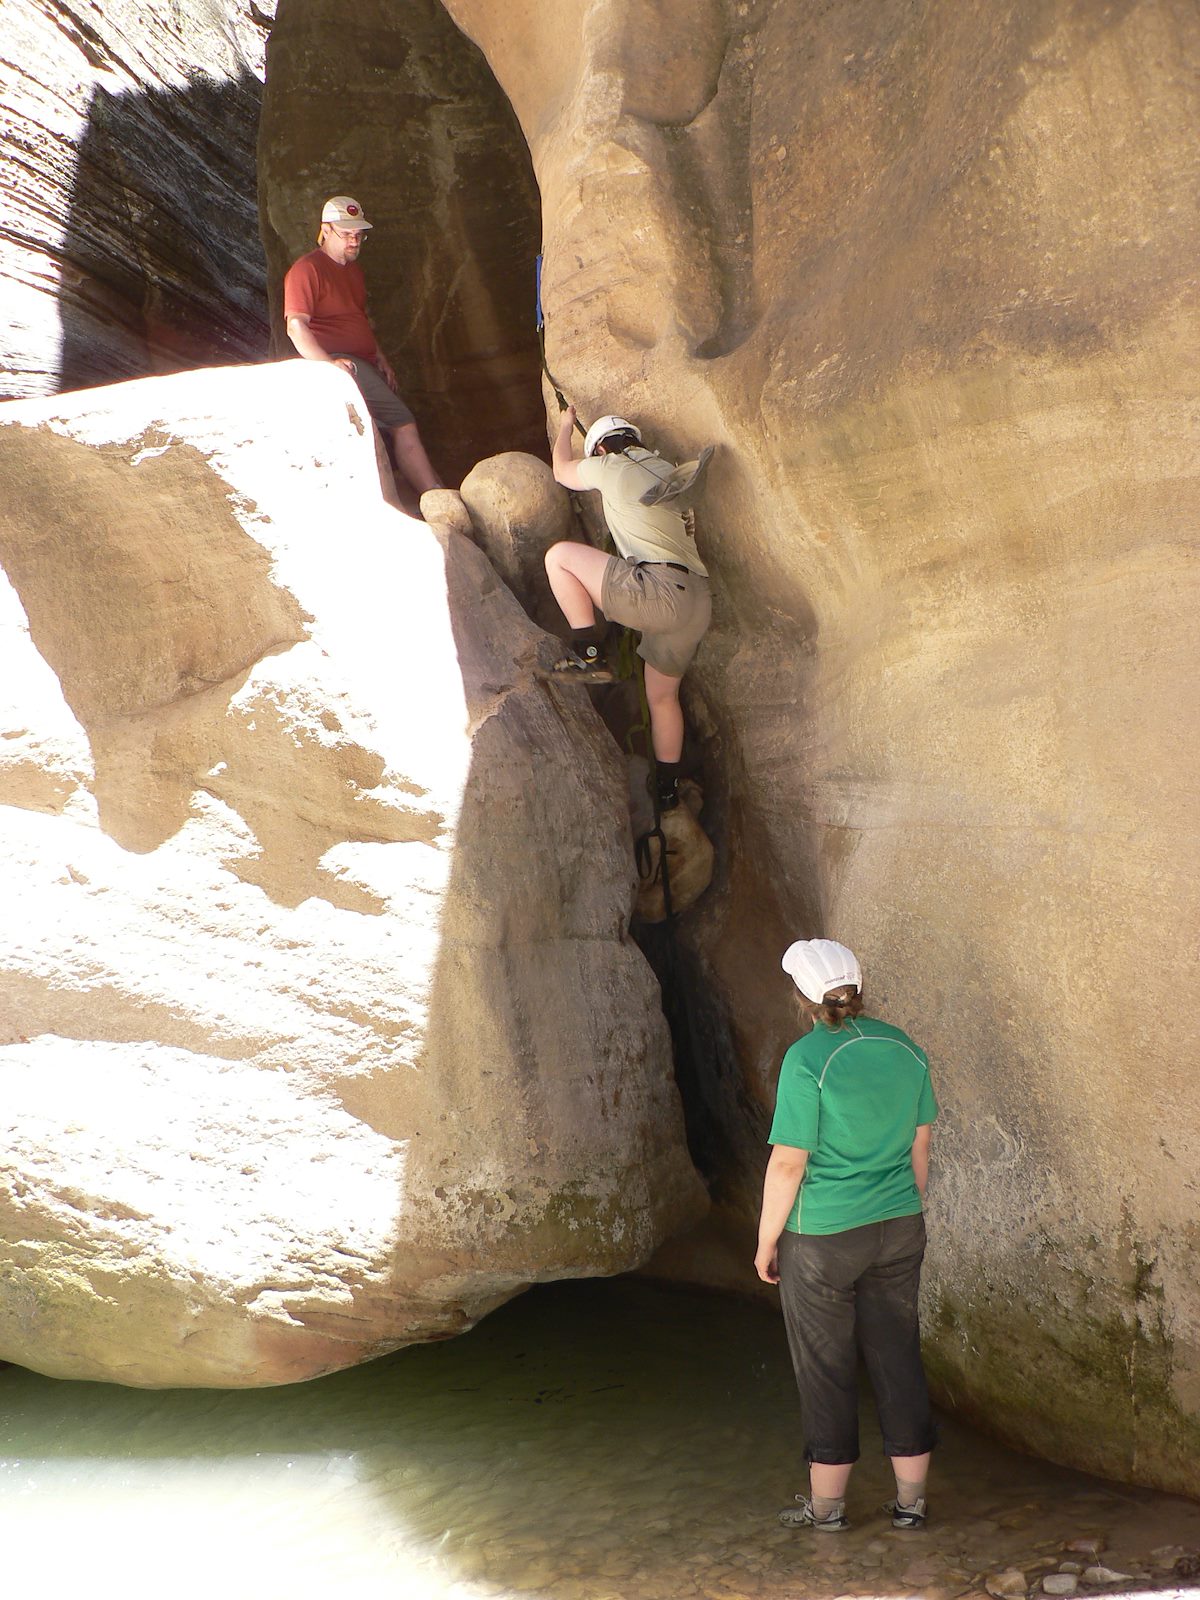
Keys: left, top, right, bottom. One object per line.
{"left": 329, "top": 226, "right": 366, "bottom": 241}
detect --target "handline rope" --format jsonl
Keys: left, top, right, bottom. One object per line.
{"left": 536, "top": 253, "right": 585, "bottom": 437}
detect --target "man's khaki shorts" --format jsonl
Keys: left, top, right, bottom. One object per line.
{"left": 600, "top": 556, "right": 712, "bottom": 678}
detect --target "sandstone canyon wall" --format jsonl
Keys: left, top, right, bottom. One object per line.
{"left": 0, "top": 0, "right": 1196, "bottom": 1501}
{"left": 429, "top": 0, "right": 1200, "bottom": 1496}
{"left": 0, "top": 363, "right": 706, "bottom": 1386}
{"left": 0, "top": 0, "right": 272, "bottom": 397}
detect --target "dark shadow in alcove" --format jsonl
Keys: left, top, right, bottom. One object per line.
{"left": 258, "top": 0, "right": 545, "bottom": 487}
{"left": 635, "top": 919, "right": 770, "bottom": 1196}
{"left": 45, "top": 5, "right": 545, "bottom": 482}
{"left": 56, "top": 69, "right": 269, "bottom": 395}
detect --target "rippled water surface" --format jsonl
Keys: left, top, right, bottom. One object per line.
{"left": 2, "top": 1279, "right": 1198, "bottom": 1600}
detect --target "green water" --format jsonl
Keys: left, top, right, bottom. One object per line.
{"left": 2, "top": 1280, "right": 1198, "bottom": 1600}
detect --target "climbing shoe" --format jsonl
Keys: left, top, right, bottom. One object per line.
{"left": 649, "top": 758, "right": 682, "bottom": 812}
{"left": 539, "top": 647, "right": 614, "bottom": 685}
{"left": 884, "top": 1496, "right": 928, "bottom": 1530}
{"left": 778, "top": 1496, "right": 849, "bottom": 1532}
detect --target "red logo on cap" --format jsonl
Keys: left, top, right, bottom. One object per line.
{"left": 346, "top": 203, "right": 360, "bottom": 215}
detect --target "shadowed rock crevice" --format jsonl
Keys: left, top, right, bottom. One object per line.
{"left": 57, "top": 73, "right": 270, "bottom": 392}
{"left": 1, "top": 1, "right": 272, "bottom": 402}
{"left": 449, "top": 454, "right": 725, "bottom": 1197}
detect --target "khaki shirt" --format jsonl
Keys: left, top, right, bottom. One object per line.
{"left": 575, "top": 449, "right": 709, "bottom": 576}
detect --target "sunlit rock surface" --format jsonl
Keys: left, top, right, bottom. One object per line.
{"left": 0, "top": 362, "right": 706, "bottom": 1387}
{"left": 0, "top": 0, "right": 271, "bottom": 399}
{"left": 437, "top": 0, "right": 1200, "bottom": 1495}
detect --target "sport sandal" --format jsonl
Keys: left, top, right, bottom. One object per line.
{"left": 778, "top": 1495, "right": 849, "bottom": 1532}
{"left": 884, "top": 1496, "right": 928, "bottom": 1529}
{"left": 539, "top": 648, "right": 614, "bottom": 685}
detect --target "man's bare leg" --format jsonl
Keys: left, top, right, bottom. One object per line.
{"left": 391, "top": 422, "right": 443, "bottom": 496}
{"left": 541, "top": 541, "right": 616, "bottom": 677}
{"left": 390, "top": 476, "right": 423, "bottom": 518}
{"left": 543, "top": 540, "right": 611, "bottom": 625}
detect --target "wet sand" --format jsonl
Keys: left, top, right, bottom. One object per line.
{"left": 1, "top": 1278, "right": 1197, "bottom": 1600}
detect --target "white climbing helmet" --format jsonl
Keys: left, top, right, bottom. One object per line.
{"left": 584, "top": 414, "right": 642, "bottom": 457}
{"left": 780, "top": 939, "right": 862, "bottom": 1003}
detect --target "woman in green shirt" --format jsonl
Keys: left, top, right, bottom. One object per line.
{"left": 755, "top": 938, "right": 939, "bottom": 1532}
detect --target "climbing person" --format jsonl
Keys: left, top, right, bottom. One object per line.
{"left": 755, "top": 938, "right": 939, "bottom": 1533}
{"left": 546, "top": 404, "right": 711, "bottom": 812}
{"left": 283, "top": 195, "right": 444, "bottom": 504}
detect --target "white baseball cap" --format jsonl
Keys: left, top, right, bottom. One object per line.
{"left": 781, "top": 939, "right": 862, "bottom": 1003}
{"left": 321, "top": 195, "right": 373, "bottom": 231}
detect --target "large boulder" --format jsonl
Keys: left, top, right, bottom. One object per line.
{"left": 438, "top": 0, "right": 1200, "bottom": 1495}
{"left": 459, "top": 451, "right": 573, "bottom": 635}
{"left": 0, "top": 361, "right": 706, "bottom": 1387}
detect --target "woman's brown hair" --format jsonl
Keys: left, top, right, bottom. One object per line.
{"left": 796, "top": 983, "right": 864, "bottom": 1032}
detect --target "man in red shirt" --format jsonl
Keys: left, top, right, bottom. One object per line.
{"left": 283, "top": 196, "right": 443, "bottom": 503}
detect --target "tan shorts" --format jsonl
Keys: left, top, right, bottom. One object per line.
{"left": 600, "top": 557, "right": 712, "bottom": 677}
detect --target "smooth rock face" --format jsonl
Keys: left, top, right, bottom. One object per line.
{"left": 439, "top": 0, "right": 1200, "bottom": 1495}
{"left": 0, "top": 0, "right": 271, "bottom": 399}
{"left": 0, "top": 362, "right": 706, "bottom": 1387}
